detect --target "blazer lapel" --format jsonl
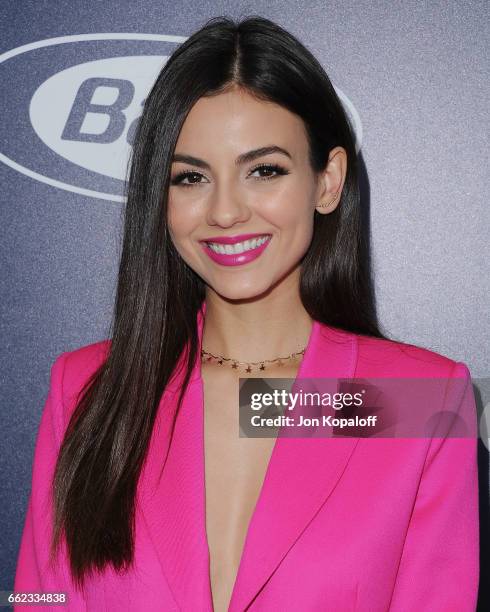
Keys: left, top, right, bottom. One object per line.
{"left": 137, "top": 302, "right": 212, "bottom": 610}
{"left": 138, "top": 301, "right": 360, "bottom": 611}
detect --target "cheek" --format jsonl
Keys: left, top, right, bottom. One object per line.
{"left": 167, "top": 198, "right": 197, "bottom": 243}
{"left": 261, "top": 184, "right": 314, "bottom": 235}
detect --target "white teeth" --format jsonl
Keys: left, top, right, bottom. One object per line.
{"left": 206, "top": 235, "right": 270, "bottom": 255}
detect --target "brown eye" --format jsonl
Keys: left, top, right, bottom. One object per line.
{"left": 170, "top": 171, "right": 208, "bottom": 187}
{"left": 249, "top": 163, "right": 290, "bottom": 180}
{"left": 255, "top": 166, "right": 275, "bottom": 177}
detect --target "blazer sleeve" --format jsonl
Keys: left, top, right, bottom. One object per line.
{"left": 14, "top": 351, "right": 87, "bottom": 611}
{"left": 389, "top": 362, "right": 480, "bottom": 611}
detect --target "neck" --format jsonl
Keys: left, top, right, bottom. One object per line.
{"left": 201, "top": 284, "right": 313, "bottom": 363}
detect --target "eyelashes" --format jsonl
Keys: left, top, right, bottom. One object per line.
{"left": 170, "top": 163, "right": 290, "bottom": 188}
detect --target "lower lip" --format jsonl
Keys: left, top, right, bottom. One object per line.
{"left": 201, "top": 237, "right": 271, "bottom": 266}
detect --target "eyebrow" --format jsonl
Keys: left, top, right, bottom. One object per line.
{"left": 172, "top": 145, "right": 292, "bottom": 170}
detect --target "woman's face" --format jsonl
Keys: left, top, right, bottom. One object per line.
{"left": 167, "top": 87, "right": 342, "bottom": 301}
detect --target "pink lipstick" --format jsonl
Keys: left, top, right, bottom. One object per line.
{"left": 200, "top": 232, "right": 272, "bottom": 266}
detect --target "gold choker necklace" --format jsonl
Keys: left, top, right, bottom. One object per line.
{"left": 200, "top": 346, "right": 306, "bottom": 373}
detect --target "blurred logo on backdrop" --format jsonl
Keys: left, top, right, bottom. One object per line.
{"left": 0, "top": 33, "right": 363, "bottom": 202}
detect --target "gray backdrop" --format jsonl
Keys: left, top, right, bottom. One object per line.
{"left": 1, "top": 0, "right": 488, "bottom": 603}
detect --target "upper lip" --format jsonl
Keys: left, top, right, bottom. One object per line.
{"left": 201, "top": 232, "right": 271, "bottom": 245}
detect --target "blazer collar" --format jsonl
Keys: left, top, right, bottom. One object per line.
{"left": 138, "top": 300, "right": 360, "bottom": 611}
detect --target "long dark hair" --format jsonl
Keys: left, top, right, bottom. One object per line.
{"left": 51, "top": 15, "right": 389, "bottom": 588}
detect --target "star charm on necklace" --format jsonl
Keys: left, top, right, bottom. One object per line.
{"left": 231, "top": 362, "right": 238, "bottom": 369}
{"left": 259, "top": 363, "right": 265, "bottom": 371}
{"left": 245, "top": 365, "right": 252, "bottom": 373}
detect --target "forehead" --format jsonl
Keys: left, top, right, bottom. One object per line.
{"left": 174, "top": 88, "right": 309, "bottom": 159}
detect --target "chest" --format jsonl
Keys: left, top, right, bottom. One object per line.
{"left": 201, "top": 364, "right": 298, "bottom": 611}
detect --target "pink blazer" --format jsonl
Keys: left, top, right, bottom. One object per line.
{"left": 15, "top": 301, "right": 479, "bottom": 611}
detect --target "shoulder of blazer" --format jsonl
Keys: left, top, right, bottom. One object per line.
{"left": 352, "top": 330, "right": 466, "bottom": 378}
{"left": 55, "top": 331, "right": 471, "bottom": 424}
{"left": 61, "top": 332, "right": 467, "bottom": 382}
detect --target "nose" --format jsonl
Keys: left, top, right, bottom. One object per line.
{"left": 205, "top": 180, "right": 251, "bottom": 228}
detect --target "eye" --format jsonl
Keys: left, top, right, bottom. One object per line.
{"left": 249, "top": 163, "right": 290, "bottom": 181}
{"left": 170, "top": 170, "right": 209, "bottom": 187}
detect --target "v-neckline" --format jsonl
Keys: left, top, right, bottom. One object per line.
{"left": 196, "top": 316, "right": 318, "bottom": 611}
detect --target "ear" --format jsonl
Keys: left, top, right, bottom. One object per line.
{"left": 314, "top": 146, "right": 348, "bottom": 215}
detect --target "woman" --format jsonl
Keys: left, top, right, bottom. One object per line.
{"left": 14, "top": 16, "right": 479, "bottom": 612}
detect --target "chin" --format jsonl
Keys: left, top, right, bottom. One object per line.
{"left": 209, "top": 278, "right": 274, "bottom": 302}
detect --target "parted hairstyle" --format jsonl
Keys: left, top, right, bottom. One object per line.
{"left": 51, "top": 15, "right": 388, "bottom": 588}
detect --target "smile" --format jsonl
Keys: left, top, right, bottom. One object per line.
{"left": 201, "top": 234, "right": 272, "bottom": 266}
{"left": 206, "top": 235, "right": 270, "bottom": 254}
